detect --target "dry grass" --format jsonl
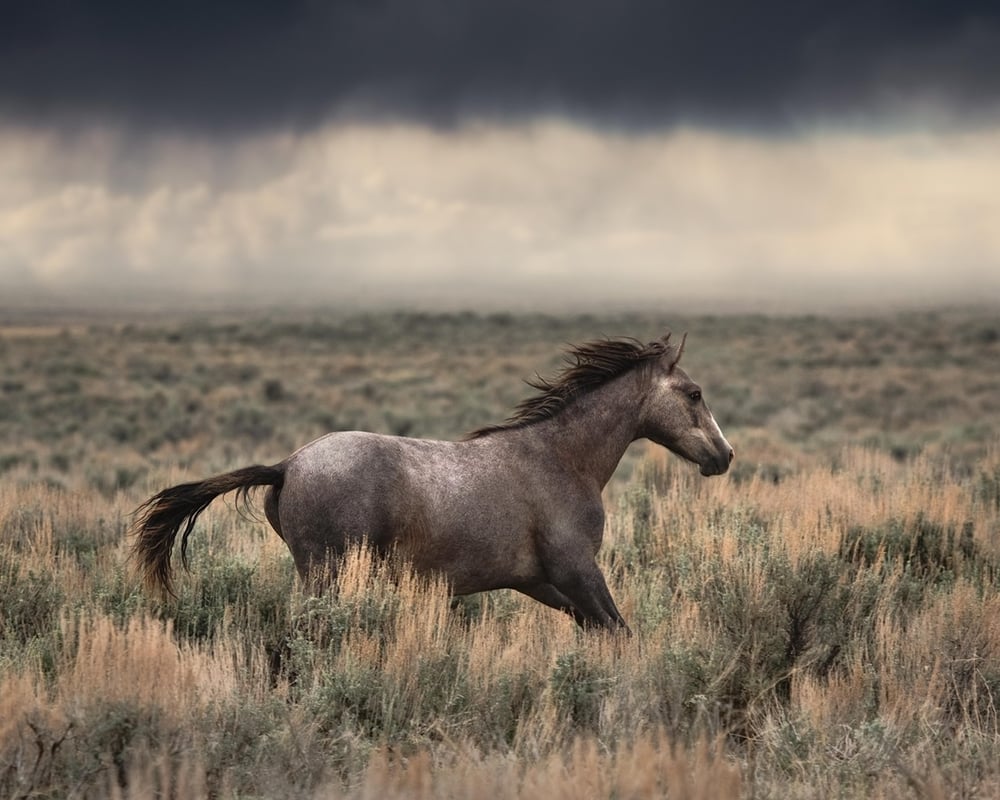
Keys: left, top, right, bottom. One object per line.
{"left": 2, "top": 442, "right": 998, "bottom": 797}
{"left": 1, "top": 309, "right": 999, "bottom": 797}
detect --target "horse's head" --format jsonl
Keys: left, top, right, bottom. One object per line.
{"left": 638, "top": 335, "right": 734, "bottom": 476}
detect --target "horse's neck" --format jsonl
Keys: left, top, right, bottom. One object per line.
{"left": 528, "top": 372, "right": 645, "bottom": 490}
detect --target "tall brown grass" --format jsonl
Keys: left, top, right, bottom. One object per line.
{"left": 2, "top": 438, "right": 998, "bottom": 798}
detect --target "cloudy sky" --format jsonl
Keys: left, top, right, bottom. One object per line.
{"left": 2, "top": 1, "right": 999, "bottom": 311}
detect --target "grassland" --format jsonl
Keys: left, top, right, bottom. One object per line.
{"left": 1, "top": 308, "right": 999, "bottom": 798}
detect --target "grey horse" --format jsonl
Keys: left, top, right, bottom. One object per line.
{"left": 132, "top": 332, "right": 733, "bottom": 631}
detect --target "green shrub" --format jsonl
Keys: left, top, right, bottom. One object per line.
{"left": 840, "top": 513, "right": 978, "bottom": 584}
{"left": 550, "top": 650, "right": 614, "bottom": 732}
{"left": 0, "top": 559, "right": 63, "bottom": 646}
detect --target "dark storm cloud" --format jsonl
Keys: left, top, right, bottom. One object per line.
{"left": 3, "top": 0, "right": 1000, "bottom": 132}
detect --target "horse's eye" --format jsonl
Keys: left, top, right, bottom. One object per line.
{"left": 689, "top": 390, "right": 702, "bottom": 402}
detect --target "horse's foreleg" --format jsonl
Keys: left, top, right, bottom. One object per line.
{"left": 515, "top": 582, "right": 589, "bottom": 628}
{"left": 543, "top": 560, "right": 630, "bottom": 634}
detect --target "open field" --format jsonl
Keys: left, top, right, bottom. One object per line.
{"left": 1, "top": 308, "right": 999, "bottom": 798}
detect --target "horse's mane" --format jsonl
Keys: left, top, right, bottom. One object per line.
{"left": 465, "top": 332, "right": 684, "bottom": 439}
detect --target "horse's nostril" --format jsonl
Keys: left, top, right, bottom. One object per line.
{"left": 728, "top": 448, "right": 735, "bottom": 464}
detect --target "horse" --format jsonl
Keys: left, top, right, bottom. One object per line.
{"left": 131, "top": 332, "right": 733, "bottom": 632}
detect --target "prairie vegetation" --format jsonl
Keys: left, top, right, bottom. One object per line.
{"left": 1, "top": 308, "right": 999, "bottom": 798}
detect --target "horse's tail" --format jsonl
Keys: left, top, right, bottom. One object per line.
{"left": 131, "top": 464, "right": 285, "bottom": 597}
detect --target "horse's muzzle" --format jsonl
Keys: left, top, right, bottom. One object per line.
{"left": 700, "top": 446, "right": 734, "bottom": 477}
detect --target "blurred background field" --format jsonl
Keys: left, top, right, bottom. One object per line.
{"left": 2, "top": 307, "right": 997, "bottom": 490}
{"left": 1, "top": 308, "right": 999, "bottom": 798}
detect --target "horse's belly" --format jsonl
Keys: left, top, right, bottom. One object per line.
{"left": 401, "top": 518, "right": 542, "bottom": 595}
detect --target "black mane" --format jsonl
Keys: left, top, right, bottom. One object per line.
{"left": 465, "top": 333, "right": 682, "bottom": 438}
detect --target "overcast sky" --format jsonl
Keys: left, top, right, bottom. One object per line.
{"left": 3, "top": 1, "right": 999, "bottom": 311}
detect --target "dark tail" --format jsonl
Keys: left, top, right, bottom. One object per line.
{"left": 130, "top": 464, "right": 285, "bottom": 596}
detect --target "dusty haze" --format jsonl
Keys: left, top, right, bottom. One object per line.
{"left": 2, "top": 121, "right": 998, "bottom": 313}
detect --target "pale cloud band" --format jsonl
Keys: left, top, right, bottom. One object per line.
{"left": 1, "top": 121, "right": 998, "bottom": 311}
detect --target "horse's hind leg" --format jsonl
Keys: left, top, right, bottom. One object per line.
{"left": 264, "top": 486, "right": 285, "bottom": 541}
{"left": 301, "top": 558, "right": 337, "bottom": 595}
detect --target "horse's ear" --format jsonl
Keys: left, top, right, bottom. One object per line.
{"left": 668, "top": 332, "right": 687, "bottom": 372}
{"left": 650, "top": 331, "right": 672, "bottom": 349}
